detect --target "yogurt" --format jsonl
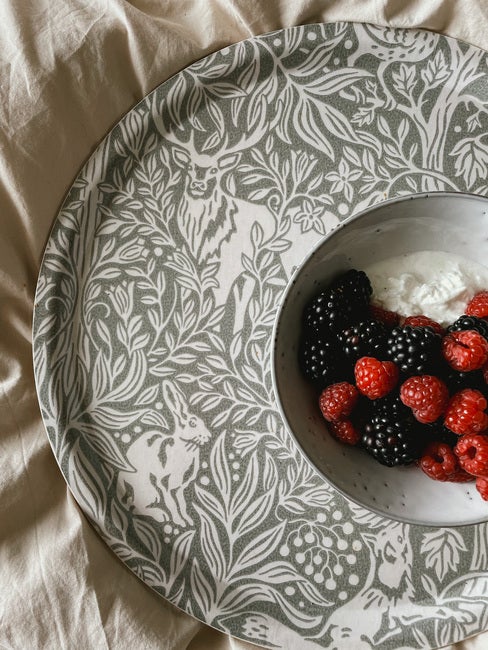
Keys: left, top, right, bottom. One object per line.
{"left": 364, "top": 251, "right": 488, "bottom": 327}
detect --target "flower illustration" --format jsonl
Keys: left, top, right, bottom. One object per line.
{"left": 292, "top": 198, "right": 338, "bottom": 235}
{"left": 324, "top": 159, "right": 362, "bottom": 203}
{"left": 449, "top": 135, "right": 488, "bottom": 189}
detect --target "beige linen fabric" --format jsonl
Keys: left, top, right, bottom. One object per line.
{"left": 1, "top": 1, "right": 488, "bottom": 648}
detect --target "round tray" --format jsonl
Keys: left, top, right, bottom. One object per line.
{"left": 33, "top": 22, "right": 488, "bottom": 649}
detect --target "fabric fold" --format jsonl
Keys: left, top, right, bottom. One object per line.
{"left": 2, "top": 1, "right": 488, "bottom": 648}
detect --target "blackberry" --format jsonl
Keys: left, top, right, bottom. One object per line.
{"left": 372, "top": 391, "right": 411, "bottom": 421}
{"left": 330, "top": 269, "right": 372, "bottom": 306}
{"left": 350, "top": 394, "right": 375, "bottom": 428}
{"left": 424, "top": 421, "right": 459, "bottom": 448}
{"left": 303, "top": 288, "right": 356, "bottom": 335}
{"left": 303, "top": 270, "right": 372, "bottom": 336}
{"left": 338, "top": 319, "right": 388, "bottom": 362}
{"left": 299, "top": 335, "right": 346, "bottom": 388}
{"left": 442, "top": 367, "right": 488, "bottom": 397}
{"left": 385, "top": 325, "right": 442, "bottom": 375}
{"left": 361, "top": 413, "right": 423, "bottom": 467}
{"left": 447, "top": 315, "right": 488, "bottom": 340}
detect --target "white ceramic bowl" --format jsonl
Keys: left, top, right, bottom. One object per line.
{"left": 272, "top": 192, "right": 488, "bottom": 527}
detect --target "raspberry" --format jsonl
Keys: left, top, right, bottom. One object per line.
{"left": 442, "top": 330, "right": 488, "bottom": 372}
{"left": 319, "top": 382, "right": 359, "bottom": 422}
{"left": 444, "top": 388, "right": 488, "bottom": 435}
{"left": 447, "top": 469, "right": 475, "bottom": 483}
{"left": 354, "top": 357, "right": 399, "bottom": 400}
{"left": 370, "top": 304, "right": 400, "bottom": 327}
{"left": 466, "top": 291, "right": 488, "bottom": 319}
{"left": 400, "top": 375, "right": 449, "bottom": 424}
{"left": 419, "top": 441, "right": 458, "bottom": 481}
{"left": 386, "top": 325, "right": 441, "bottom": 375}
{"left": 476, "top": 476, "right": 488, "bottom": 500}
{"left": 403, "top": 315, "right": 444, "bottom": 336}
{"left": 454, "top": 433, "right": 488, "bottom": 477}
{"left": 328, "top": 420, "right": 360, "bottom": 445}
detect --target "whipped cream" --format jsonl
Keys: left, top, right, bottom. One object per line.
{"left": 364, "top": 251, "right": 488, "bottom": 327}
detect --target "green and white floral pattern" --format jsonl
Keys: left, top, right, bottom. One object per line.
{"left": 33, "top": 23, "right": 488, "bottom": 649}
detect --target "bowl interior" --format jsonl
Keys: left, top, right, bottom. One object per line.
{"left": 273, "top": 193, "right": 488, "bottom": 527}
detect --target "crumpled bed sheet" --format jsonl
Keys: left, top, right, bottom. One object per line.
{"left": 1, "top": 0, "right": 488, "bottom": 648}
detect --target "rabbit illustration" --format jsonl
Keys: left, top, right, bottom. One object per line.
{"left": 117, "top": 382, "right": 211, "bottom": 527}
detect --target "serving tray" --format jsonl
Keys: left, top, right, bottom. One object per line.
{"left": 33, "top": 22, "right": 488, "bottom": 649}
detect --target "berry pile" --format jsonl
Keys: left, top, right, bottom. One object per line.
{"left": 299, "top": 270, "right": 488, "bottom": 502}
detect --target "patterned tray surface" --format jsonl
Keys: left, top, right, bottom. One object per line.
{"left": 33, "top": 22, "right": 488, "bottom": 649}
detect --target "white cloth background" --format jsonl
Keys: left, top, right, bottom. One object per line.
{"left": 1, "top": 1, "right": 488, "bottom": 648}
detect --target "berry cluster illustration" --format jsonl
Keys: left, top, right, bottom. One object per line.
{"left": 299, "top": 269, "right": 488, "bottom": 501}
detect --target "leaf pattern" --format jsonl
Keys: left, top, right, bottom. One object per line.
{"left": 421, "top": 529, "right": 468, "bottom": 581}
{"left": 33, "top": 22, "right": 488, "bottom": 649}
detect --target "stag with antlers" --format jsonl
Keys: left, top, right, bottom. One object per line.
{"left": 156, "top": 107, "right": 268, "bottom": 264}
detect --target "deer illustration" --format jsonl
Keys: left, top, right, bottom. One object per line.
{"left": 157, "top": 97, "right": 268, "bottom": 265}
{"left": 117, "top": 382, "right": 211, "bottom": 527}
{"left": 170, "top": 139, "right": 241, "bottom": 262}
